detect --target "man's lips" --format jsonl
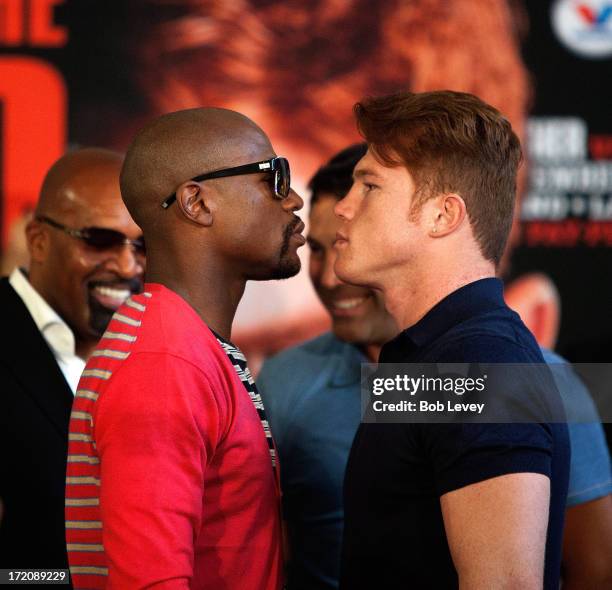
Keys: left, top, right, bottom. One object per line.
{"left": 334, "top": 231, "right": 348, "bottom": 247}
{"left": 326, "top": 293, "right": 372, "bottom": 317}
{"left": 291, "top": 219, "right": 306, "bottom": 245}
{"left": 89, "top": 280, "right": 140, "bottom": 310}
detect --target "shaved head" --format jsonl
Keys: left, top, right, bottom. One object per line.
{"left": 27, "top": 147, "right": 144, "bottom": 358}
{"left": 119, "top": 106, "right": 305, "bottom": 313}
{"left": 120, "top": 107, "right": 273, "bottom": 232}
{"left": 37, "top": 148, "right": 124, "bottom": 220}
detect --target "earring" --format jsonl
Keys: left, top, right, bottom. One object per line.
{"left": 432, "top": 226, "right": 438, "bottom": 233}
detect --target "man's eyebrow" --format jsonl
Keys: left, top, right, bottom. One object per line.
{"left": 352, "top": 167, "right": 383, "bottom": 181}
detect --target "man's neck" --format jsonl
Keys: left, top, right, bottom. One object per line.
{"left": 18, "top": 268, "right": 95, "bottom": 361}
{"left": 145, "top": 257, "right": 245, "bottom": 341}
{"left": 76, "top": 339, "right": 97, "bottom": 361}
{"left": 360, "top": 343, "right": 383, "bottom": 363}
{"left": 381, "top": 261, "right": 495, "bottom": 332}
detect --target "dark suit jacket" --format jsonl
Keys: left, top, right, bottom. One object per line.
{"left": 0, "top": 277, "right": 74, "bottom": 572}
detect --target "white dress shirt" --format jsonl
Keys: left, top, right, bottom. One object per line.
{"left": 9, "top": 267, "right": 85, "bottom": 394}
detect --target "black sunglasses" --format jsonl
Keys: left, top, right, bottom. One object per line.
{"left": 37, "top": 216, "right": 146, "bottom": 256}
{"left": 161, "top": 156, "right": 291, "bottom": 209}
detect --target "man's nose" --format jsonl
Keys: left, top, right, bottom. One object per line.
{"left": 282, "top": 188, "right": 304, "bottom": 212}
{"left": 107, "top": 244, "right": 145, "bottom": 278}
{"left": 334, "top": 186, "right": 357, "bottom": 221}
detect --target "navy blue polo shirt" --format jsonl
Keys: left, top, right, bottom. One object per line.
{"left": 340, "top": 278, "right": 570, "bottom": 590}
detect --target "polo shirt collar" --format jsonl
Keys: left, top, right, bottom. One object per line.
{"left": 394, "top": 278, "right": 505, "bottom": 350}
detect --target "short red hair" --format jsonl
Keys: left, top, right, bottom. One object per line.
{"left": 355, "top": 90, "right": 522, "bottom": 265}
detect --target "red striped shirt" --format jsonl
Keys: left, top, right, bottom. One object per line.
{"left": 66, "top": 284, "right": 283, "bottom": 589}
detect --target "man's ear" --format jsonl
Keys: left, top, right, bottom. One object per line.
{"left": 427, "top": 193, "right": 467, "bottom": 238}
{"left": 175, "top": 181, "right": 214, "bottom": 227}
{"left": 25, "top": 219, "right": 49, "bottom": 263}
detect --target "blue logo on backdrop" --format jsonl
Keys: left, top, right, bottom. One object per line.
{"left": 552, "top": 0, "right": 612, "bottom": 58}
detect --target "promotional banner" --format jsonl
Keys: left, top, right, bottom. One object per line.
{"left": 1, "top": 0, "right": 610, "bottom": 363}
{"left": 513, "top": 0, "right": 612, "bottom": 359}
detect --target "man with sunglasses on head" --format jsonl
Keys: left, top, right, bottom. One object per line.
{"left": 0, "top": 148, "right": 145, "bottom": 574}
{"left": 66, "top": 107, "right": 304, "bottom": 590}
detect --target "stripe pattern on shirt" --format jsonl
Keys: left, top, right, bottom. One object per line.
{"left": 215, "top": 334, "right": 277, "bottom": 468}
{"left": 65, "top": 291, "right": 151, "bottom": 589}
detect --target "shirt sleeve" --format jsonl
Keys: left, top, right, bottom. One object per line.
{"left": 566, "top": 422, "right": 612, "bottom": 506}
{"left": 417, "top": 336, "right": 564, "bottom": 496}
{"left": 544, "top": 356, "right": 612, "bottom": 506}
{"left": 93, "top": 352, "right": 227, "bottom": 589}
{"left": 420, "top": 422, "right": 556, "bottom": 497}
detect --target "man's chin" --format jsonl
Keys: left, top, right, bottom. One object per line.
{"left": 269, "top": 256, "right": 301, "bottom": 280}
{"left": 88, "top": 299, "right": 118, "bottom": 337}
{"left": 332, "top": 320, "right": 369, "bottom": 345}
{"left": 334, "top": 260, "right": 369, "bottom": 289}
{"left": 90, "top": 311, "right": 115, "bottom": 336}
{"left": 244, "top": 257, "right": 301, "bottom": 281}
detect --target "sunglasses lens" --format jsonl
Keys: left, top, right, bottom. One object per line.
{"left": 84, "top": 228, "right": 124, "bottom": 249}
{"left": 84, "top": 228, "right": 145, "bottom": 255}
{"left": 276, "top": 158, "right": 290, "bottom": 199}
{"left": 134, "top": 237, "right": 146, "bottom": 255}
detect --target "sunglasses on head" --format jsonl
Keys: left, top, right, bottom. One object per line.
{"left": 37, "top": 216, "right": 146, "bottom": 256}
{"left": 161, "top": 156, "right": 291, "bottom": 209}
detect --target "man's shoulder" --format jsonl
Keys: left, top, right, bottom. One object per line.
{"left": 539, "top": 347, "right": 611, "bottom": 496}
{"left": 88, "top": 291, "right": 234, "bottom": 404}
{"left": 123, "top": 287, "right": 221, "bottom": 363}
{"left": 0, "top": 277, "right": 47, "bottom": 351}
{"left": 541, "top": 348, "right": 564, "bottom": 364}
{"left": 0, "top": 276, "right": 26, "bottom": 314}
{"left": 266, "top": 331, "right": 344, "bottom": 365}
{"left": 259, "top": 331, "right": 349, "bottom": 379}
{"left": 540, "top": 348, "right": 590, "bottom": 414}
{"left": 85, "top": 336, "right": 235, "bottom": 413}
{"left": 433, "top": 308, "right": 544, "bottom": 363}
{"left": 258, "top": 332, "right": 352, "bottom": 396}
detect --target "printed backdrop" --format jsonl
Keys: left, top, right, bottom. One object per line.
{"left": 1, "top": 0, "right": 611, "bottom": 363}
